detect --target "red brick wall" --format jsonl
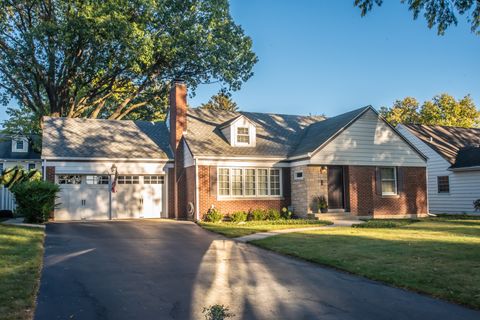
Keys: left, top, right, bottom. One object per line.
{"left": 348, "top": 166, "right": 427, "bottom": 217}
{"left": 197, "top": 165, "right": 290, "bottom": 218}
{"left": 167, "top": 168, "right": 175, "bottom": 219}
{"left": 46, "top": 166, "right": 55, "bottom": 183}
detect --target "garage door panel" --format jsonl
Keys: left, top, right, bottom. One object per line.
{"left": 81, "top": 187, "right": 109, "bottom": 220}
{"left": 113, "top": 184, "right": 144, "bottom": 219}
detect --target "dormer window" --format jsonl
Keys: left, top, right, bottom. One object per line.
{"left": 12, "top": 138, "right": 28, "bottom": 153}
{"left": 16, "top": 140, "right": 24, "bottom": 150}
{"left": 237, "top": 127, "right": 250, "bottom": 144}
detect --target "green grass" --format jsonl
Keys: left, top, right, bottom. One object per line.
{"left": 252, "top": 216, "right": 480, "bottom": 309}
{"left": 199, "top": 219, "right": 333, "bottom": 238}
{"left": 353, "top": 219, "right": 420, "bottom": 228}
{"left": 0, "top": 225, "right": 44, "bottom": 320}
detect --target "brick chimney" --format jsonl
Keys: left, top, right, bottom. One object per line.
{"left": 169, "top": 80, "right": 187, "bottom": 150}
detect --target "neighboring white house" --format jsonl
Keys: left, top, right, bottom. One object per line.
{"left": 0, "top": 136, "right": 42, "bottom": 211}
{"left": 398, "top": 124, "right": 480, "bottom": 214}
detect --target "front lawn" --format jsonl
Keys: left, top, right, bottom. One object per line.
{"left": 0, "top": 225, "right": 44, "bottom": 320}
{"left": 199, "top": 219, "right": 332, "bottom": 238}
{"left": 252, "top": 217, "right": 480, "bottom": 309}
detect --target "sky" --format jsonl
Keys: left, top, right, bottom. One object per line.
{"left": 188, "top": 0, "right": 480, "bottom": 117}
{"left": 1, "top": 1, "right": 479, "bottom": 121}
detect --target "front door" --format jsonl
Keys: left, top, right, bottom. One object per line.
{"left": 327, "top": 166, "right": 344, "bottom": 209}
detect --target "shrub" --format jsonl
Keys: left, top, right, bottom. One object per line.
{"left": 266, "top": 208, "right": 281, "bottom": 220}
{"left": 281, "top": 207, "right": 292, "bottom": 219}
{"left": 230, "top": 211, "right": 248, "bottom": 223}
{"left": 11, "top": 180, "right": 59, "bottom": 223}
{"left": 474, "top": 199, "right": 480, "bottom": 211}
{"left": 0, "top": 209, "right": 13, "bottom": 218}
{"left": 202, "top": 304, "right": 234, "bottom": 320}
{"left": 250, "top": 208, "right": 267, "bottom": 221}
{"left": 353, "top": 219, "right": 419, "bottom": 229}
{"left": 203, "top": 208, "right": 223, "bottom": 223}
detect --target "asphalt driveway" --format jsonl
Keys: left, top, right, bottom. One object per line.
{"left": 35, "top": 220, "right": 480, "bottom": 320}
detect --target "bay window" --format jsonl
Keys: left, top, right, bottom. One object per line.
{"left": 217, "top": 168, "right": 282, "bottom": 198}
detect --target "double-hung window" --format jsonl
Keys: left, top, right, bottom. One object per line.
{"left": 236, "top": 127, "right": 250, "bottom": 144}
{"left": 218, "top": 168, "right": 282, "bottom": 198}
{"left": 380, "top": 167, "right": 397, "bottom": 195}
{"left": 437, "top": 176, "right": 450, "bottom": 193}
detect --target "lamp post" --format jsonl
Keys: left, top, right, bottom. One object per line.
{"left": 108, "top": 164, "right": 117, "bottom": 220}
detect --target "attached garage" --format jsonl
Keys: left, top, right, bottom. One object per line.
{"left": 55, "top": 174, "right": 167, "bottom": 221}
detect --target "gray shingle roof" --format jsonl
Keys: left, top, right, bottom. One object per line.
{"left": 404, "top": 124, "right": 480, "bottom": 169}
{"left": 0, "top": 136, "right": 40, "bottom": 160}
{"left": 185, "top": 108, "right": 324, "bottom": 158}
{"left": 42, "top": 117, "right": 173, "bottom": 159}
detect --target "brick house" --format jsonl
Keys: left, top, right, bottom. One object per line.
{"left": 41, "top": 81, "right": 428, "bottom": 220}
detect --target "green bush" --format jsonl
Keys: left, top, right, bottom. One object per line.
{"left": 203, "top": 208, "right": 223, "bottom": 223}
{"left": 474, "top": 199, "right": 480, "bottom": 211}
{"left": 353, "top": 219, "right": 419, "bottom": 229}
{"left": 266, "top": 208, "right": 281, "bottom": 220}
{"left": 11, "top": 180, "right": 59, "bottom": 223}
{"left": 230, "top": 211, "right": 248, "bottom": 223}
{"left": 202, "top": 304, "right": 234, "bottom": 320}
{"left": 281, "top": 207, "right": 292, "bottom": 219}
{"left": 250, "top": 208, "right": 267, "bottom": 221}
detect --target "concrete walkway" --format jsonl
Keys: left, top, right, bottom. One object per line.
{"left": 1, "top": 217, "right": 46, "bottom": 229}
{"left": 234, "top": 219, "right": 363, "bottom": 242}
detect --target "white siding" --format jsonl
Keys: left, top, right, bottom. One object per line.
{"left": 183, "top": 141, "right": 195, "bottom": 167}
{"left": 398, "top": 125, "right": 480, "bottom": 214}
{"left": 221, "top": 116, "right": 256, "bottom": 147}
{"left": 310, "top": 110, "right": 426, "bottom": 167}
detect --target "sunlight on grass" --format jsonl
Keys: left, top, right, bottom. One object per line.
{"left": 252, "top": 217, "right": 480, "bottom": 309}
{"left": 0, "top": 225, "right": 44, "bottom": 320}
{"left": 199, "top": 220, "right": 332, "bottom": 238}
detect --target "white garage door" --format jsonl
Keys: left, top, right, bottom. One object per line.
{"left": 55, "top": 174, "right": 165, "bottom": 221}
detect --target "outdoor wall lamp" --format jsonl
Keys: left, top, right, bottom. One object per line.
{"left": 320, "top": 166, "right": 327, "bottom": 174}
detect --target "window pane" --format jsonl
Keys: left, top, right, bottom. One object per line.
{"left": 58, "top": 175, "right": 82, "bottom": 184}
{"left": 258, "top": 169, "right": 268, "bottom": 195}
{"left": 16, "top": 140, "right": 24, "bottom": 149}
{"left": 86, "top": 175, "right": 109, "bottom": 185}
{"left": 218, "top": 169, "right": 230, "bottom": 196}
{"left": 437, "top": 176, "right": 450, "bottom": 193}
{"left": 381, "top": 181, "right": 396, "bottom": 194}
{"left": 231, "top": 169, "right": 243, "bottom": 195}
{"left": 237, "top": 127, "right": 250, "bottom": 144}
{"left": 143, "top": 175, "right": 164, "bottom": 184}
{"left": 380, "top": 168, "right": 395, "bottom": 180}
{"left": 270, "top": 169, "right": 281, "bottom": 196}
{"left": 28, "top": 163, "right": 35, "bottom": 170}
{"left": 245, "top": 169, "right": 256, "bottom": 196}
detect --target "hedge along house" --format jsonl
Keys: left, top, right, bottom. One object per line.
{"left": 42, "top": 81, "right": 428, "bottom": 221}
{"left": 172, "top": 81, "right": 428, "bottom": 220}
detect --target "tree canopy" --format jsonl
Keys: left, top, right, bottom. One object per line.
{"left": 380, "top": 94, "right": 480, "bottom": 127}
{"left": 354, "top": 0, "right": 480, "bottom": 35}
{"left": 0, "top": 0, "right": 257, "bottom": 121}
{"left": 200, "top": 90, "right": 238, "bottom": 112}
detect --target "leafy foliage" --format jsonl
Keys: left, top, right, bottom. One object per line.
{"left": 1, "top": 166, "right": 42, "bottom": 190}
{"left": 250, "top": 208, "right": 267, "bottom": 221}
{"left": 11, "top": 181, "right": 60, "bottom": 223}
{"left": 203, "top": 208, "right": 223, "bottom": 223}
{"left": 281, "top": 207, "right": 293, "bottom": 219}
{"left": 354, "top": 0, "right": 480, "bottom": 35}
{"left": 202, "top": 304, "right": 234, "bottom": 320}
{"left": 0, "top": 0, "right": 257, "bottom": 121}
{"left": 1, "top": 106, "right": 42, "bottom": 151}
{"left": 266, "top": 208, "right": 281, "bottom": 220}
{"left": 474, "top": 199, "right": 480, "bottom": 211}
{"left": 229, "top": 211, "right": 248, "bottom": 223}
{"left": 200, "top": 90, "right": 238, "bottom": 112}
{"left": 380, "top": 94, "right": 480, "bottom": 127}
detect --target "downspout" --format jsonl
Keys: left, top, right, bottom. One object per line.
{"left": 42, "top": 159, "right": 46, "bottom": 181}
{"left": 194, "top": 158, "right": 200, "bottom": 221}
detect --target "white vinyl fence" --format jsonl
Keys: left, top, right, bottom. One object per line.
{"left": 0, "top": 186, "right": 16, "bottom": 211}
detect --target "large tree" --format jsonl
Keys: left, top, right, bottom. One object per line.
{"left": 0, "top": 0, "right": 257, "bottom": 121}
{"left": 380, "top": 94, "right": 480, "bottom": 127}
{"left": 200, "top": 89, "right": 238, "bottom": 112}
{"left": 354, "top": 0, "right": 480, "bottom": 35}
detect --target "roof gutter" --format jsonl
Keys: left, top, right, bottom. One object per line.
{"left": 42, "top": 157, "right": 174, "bottom": 162}
{"left": 448, "top": 165, "right": 480, "bottom": 172}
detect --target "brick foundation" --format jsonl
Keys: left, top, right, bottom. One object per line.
{"left": 46, "top": 166, "right": 55, "bottom": 183}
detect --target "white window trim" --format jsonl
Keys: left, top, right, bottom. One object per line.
{"left": 380, "top": 167, "right": 397, "bottom": 196}
{"left": 236, "top": 127, "right": 251, "bottom": 145}
{"left": 12, "top": 138, "right": 28, "bottom": 153}
{"left": 217, "top": 167, "right": 283, "bottom": 199}
{"left": 437, "top": 176, "right": 450, "bottom": 194}
{"left": 294, "top": 170, "right": 304, "bottom": 180}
